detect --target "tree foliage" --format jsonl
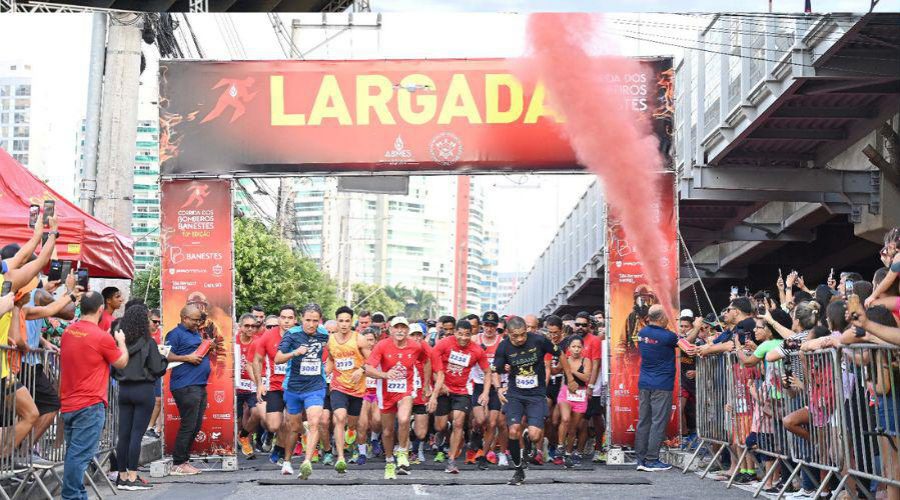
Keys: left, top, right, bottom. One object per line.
{"left": 130, "top": 260, "right": 161, "bottom": 309}
{"left": 350, "top": 283, "right": 403, "bottom": 316}
{"left": 234, "top": 217, "right": 339, "bottom": 317}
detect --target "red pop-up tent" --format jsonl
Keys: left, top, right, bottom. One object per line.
{"left": 0, "top": 148, "right": 134, "bottom": 279}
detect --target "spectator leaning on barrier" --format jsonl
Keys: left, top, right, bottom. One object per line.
{"left": 634, "top": 304, "right": 680, "bottom": 472}
{"left": 59, "top": 291, "right": 128, "bottom": 500}
{"left": 21, "top": 273, "right": 80, "bottom": 465}
{"left": 165, "top": 304, "right": 212, "bottom": 476}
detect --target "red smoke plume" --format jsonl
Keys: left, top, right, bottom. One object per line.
{"left": 526, "top": 13, "right": 677, "bottom": 320}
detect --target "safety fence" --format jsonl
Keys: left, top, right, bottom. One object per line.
{"left": 684, "top": 344, "right": 900, "bottom": 500}
{"left": 0, "top": 345, "right": 120, "bottom": 499}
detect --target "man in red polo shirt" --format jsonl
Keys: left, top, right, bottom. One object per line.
{"left": 60, "top": 291, "right": 128, "bottom": 500}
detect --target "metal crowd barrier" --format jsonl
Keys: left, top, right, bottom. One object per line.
{"left": 0, "top": 345, "right": 120, "bottom": 499}
{"left": 688, "top": 343, "right": 900, "bottom": 500}
{"left": 835, "top": 344, "right": 900, "bottom": 499}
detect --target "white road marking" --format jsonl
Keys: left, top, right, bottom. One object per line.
{"left": 412, "top": 484, "right": 429, "bottom": 496}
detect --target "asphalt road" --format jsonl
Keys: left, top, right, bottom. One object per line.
{"left": 114, "top": 456, "right": 758, "bottom": 500}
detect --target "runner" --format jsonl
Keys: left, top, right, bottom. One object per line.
{"left": 470, "top": 311, "right": 504, "bottom": 469}
{"left": 317, "top": 320, "right": 337, "bottom": 466}
{"left": 434, "top": 319, "right": 491, "bottom": 474}
{"left": 250, "top": 306, "right": 266, "bottom": 336}
{"left": 235, "top": 314, "right": 261, "bottom": 459}
{"left": 253, "top": 305, "right": 297, "bottom": 466}
{"left": 556, "top": 336, "right": 592, "bottom": 468}
{"left": 275, "top": 303, "right": 330, "bottom": 480}
{"left": 326, "top": 306, "right": 370, "bottom": 473}
{"left": 357, "top": 328, "right": 382, "bottom": 464}
{"left": 544, "top": 316, "right": 565, "bottom": 465}
{"left": 492, "top": 316, "right": 573, "bottom": 486}
{"left": 408, "top": 324, "right": 435, "bottom": 465}
{"left": 365, "top": 316, "right": 441, "bottom": 479}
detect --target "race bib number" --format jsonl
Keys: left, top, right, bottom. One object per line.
{"left": 567, "top": 388, "right": 587, "bottom": 403}
{"left": 335, "top": 357, "right": 355, "bottom": 372}
{"left": 299, "top": 358, "right": 321, "bottom": 376}
{"left": 366, "top": 377, "right": 377, "bottom": 389}
{"left": 273, "top": 363, "right": 288, "bottom": 376}
{"left": 237, "top": 379, "right": 256, "bottom": 391}
{"left": 448, "top": 350, "right": 471, "bottom": 368}
{"left": 387, "top": 378, "right": 408, "bottom": 393}
{"left": 413, "top": 369, "right": 422, "bottom": 390}
{"left": 516, "top": 374, "right": 538, "bottom": 389}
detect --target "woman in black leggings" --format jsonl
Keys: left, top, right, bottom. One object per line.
{"left": 112, "top": 304, "right": 165, "bottom": 490}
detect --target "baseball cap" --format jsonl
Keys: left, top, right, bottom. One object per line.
{"left": 390, "top": 316, "right": 409, "bottom": 327}
{"left": 680, "top": 309, "right": 694, "bottom": 319}
{"left": 481, "top": 311, "right": 500, "bottom": 325}
{"left": 409, "top": 323, "right": 424, "bottom": 335}
{"left": 702, "top": 313, "right": 719, "bottom": 327}
{"left": 735, "top": 318, "right": 757, "bottom": 336}
{"left": 372, "top": 312, "right": 386, "bottom": 323}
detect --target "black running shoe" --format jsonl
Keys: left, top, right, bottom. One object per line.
{"left": 508, "top": 467, "right": 525, "bottom": 486}
{"left": 476, "top": 456, "right": 489, "bottom": 471}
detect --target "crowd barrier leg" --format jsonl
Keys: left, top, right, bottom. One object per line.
{"left": 681, "top": 438, "right": 707, "bottom": 474}
{"left": 725, "top": 446, "right": 749, "bottom": 489}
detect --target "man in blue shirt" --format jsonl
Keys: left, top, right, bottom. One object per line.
{"left": 165, "top": 304, "right": 211, "bottom": 476}
{"left": 275, "top": 303, "right": 329, "bottom": 480}
{"left": 634, "top": 304, "right": 678, "bottom": 472}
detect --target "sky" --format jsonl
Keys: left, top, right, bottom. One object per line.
{"left": 0, "top": 1, "right": 887, "bottom": 273}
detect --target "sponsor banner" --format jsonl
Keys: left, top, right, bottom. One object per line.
{"left": 606, "top": 171, "right": 679, "bottom": 446}
{"left": 159, "top": 58, "right": 673, "bottom": 175}
{"left": 160, "top": 179, "right": 235, "bottom": 456}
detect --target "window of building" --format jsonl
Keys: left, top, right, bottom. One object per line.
{"left": 14, "top": 112, "right": 27, "bottom": 124}
{"left": 12, "top": 139, "right": 28, "bottom": 151}
{"left": 14, "top": 98, "right": 29, "bottom": 110}
{"left": 15, "top": 85, "right": 30, "bottom": 97}
{"left": 0, "top": 86, "right": 8, "bottom": 97}
{"left": 13, "top": 126, "right": 27, "bottom": 137}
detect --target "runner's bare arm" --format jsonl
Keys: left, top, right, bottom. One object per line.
{"left": 573, "top": 358, "right": 592, "bottom": 384}
{"left": 274, "top": 345, "right": 305, "bottom": 365}
{"left": 3, "top": 220, "right": 42, "bottom": 272}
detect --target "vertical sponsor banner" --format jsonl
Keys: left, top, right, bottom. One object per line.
{"left": 606, "top": 172, "right": 679, "bottom": 446}
{"left": 160, "top": 179, "right": 235, "bottom": 456}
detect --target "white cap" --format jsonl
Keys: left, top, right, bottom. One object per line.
{"left": 409, "top": 323, "right": 424, "bottom": 334}
{"left": 680, "top": 309, "right": 694, "bottom": 319}
{"left": 390, "top": 316, "right": 409, "bottom": 327}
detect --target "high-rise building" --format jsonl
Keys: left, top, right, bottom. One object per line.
{"left": 0, "top": 63, "right": 32, "bottom": 166}
{"left": 292, "top": 176, "right": 499, "bottom": 317}
{"left": 496, "top": 272, "right": 522, "bottom": 313}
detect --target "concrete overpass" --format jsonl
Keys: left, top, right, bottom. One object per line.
{"left": 504, "top": 12, "right": 899, "bottom": 317}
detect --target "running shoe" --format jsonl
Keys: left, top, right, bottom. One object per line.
{"left": 335, "top": 459, "right": 347, "bottom": 474}
{"left": 170, "top": 464, "right": 200, "bottom": 476}
{"left": 281, "top": 461, "right": 294, "bottom": 476}
{"left": 384, "top": 462, "right": 397, "bottom": 480}
{"left": 464, "top": 449, "right": 477, "bottom": 464}
{"left": 397, "top": 451, "right": 411, "bottom": 475}
{"left": 434, "top": 451, "right": 447, "bottom": 463}
{"left": 417, "top": 449, "right": 426, "bottom": 464}
{"left": 348, "top": 451, "right": 360, "bottom": 464}
{"left": 529, "top": 450, "right": 544, "bottom": 466}
{"left": 299, "top": 460, "right": 313, "bottom": 480}
{"left": 476, "top": 456, "right": 489, "bottom": 470}
{"left": 592, "top": 450, "right": 606, "bottom": 463}
{"left": 356, "top": 454, "right": 367, "bottom": 466}
{"left": 268, "top": 448, "right": 282, "bottom": 465}
{"left": 563, "top": 454, "right": 575, "bottom": 469}
{"left": 409, "top": 453, "right": 422, "bottom": 465}
{"left": 372, "top": 440, "right": 384, "bottom": 457}
{"left": 486, "top": 451, "right": 498, "bottom": 464}
{"left": 572, "top": 453, "right": 583, "bottom": 466}
{"left": 345, "top": 429, "right": 357, "bottom": 446}
{"left": 239, "top": 436, "right": 255, "bottom": 458}
{"left": 444, "top": 461, "right": 460, "bottom": 474}
{"left": 552, "top": 455, "right": 565, "bottom": 466}
{"left": 311, "top": 449, "right": 320, "bottom": 463}
{"left": 636, "top": 459, "right": 672, "bottom": 472}
{"left": 293, "top": 442, "right": 303, "bottom": 457}
{"left": 508, "top": 467, "right": 525, "bottom": 486}
{"left": 323, "top": 452, "right": 335, "bottom": 466}
{"left": 497, "top": 452, "right": 509, "bottom": 467}
{"left": 115, "top": 477, "right": 137, "bottom": 491}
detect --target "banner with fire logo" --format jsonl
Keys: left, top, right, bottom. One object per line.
{"left": 606, "top": 171, "right": 679, "bottom": 447}
{"left": 160, "top": 179, "right": 235, "bottom": 456}
{"left": 159, "top": 58, "right": 673, "bottom": 175}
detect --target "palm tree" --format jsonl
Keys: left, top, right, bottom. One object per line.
{"left": 410, "top": 288, "right": 439, "bottom": 319}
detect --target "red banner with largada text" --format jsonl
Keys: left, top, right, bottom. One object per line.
{"left": 160, "top": 179, "right": 235, "bottom": 456}
{"left": 606, "top": 171, "right": 679, "bottom": 447}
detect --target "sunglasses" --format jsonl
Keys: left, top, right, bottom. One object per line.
{"left": 151, "top": 319, "right": 160, "bottom": 324}
{"left": 266, "top": 323, "right": 278, "bottom": 328}
{"left": 574, "top": 323, "right": 590, "bottom": 327}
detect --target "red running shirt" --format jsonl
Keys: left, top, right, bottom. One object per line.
{"left": 433, "top": 337, "right": 488, "bottom": 395}
{"left": 367, "top": 339, "right": 437, "bottom": 397}
{"left": 255, "top": 327, "right": 287, "bottom": 392}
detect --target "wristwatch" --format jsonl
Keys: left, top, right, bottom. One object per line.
{"left": 46, "top": 231, "right": 60, "bottom": 239}
{"left": 68, "top": 293, "right": 77, "bottom": 302}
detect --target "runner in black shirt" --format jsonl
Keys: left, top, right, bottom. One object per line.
{"left": 492, "top": 316, "right": 573, "bottom": 486}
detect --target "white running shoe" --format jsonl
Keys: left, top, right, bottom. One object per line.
{"left": 498, "top": 452, "right": 509, "bottom": 467}
{"left": 281, "top": 460, "right": 294, "bottom": 476}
